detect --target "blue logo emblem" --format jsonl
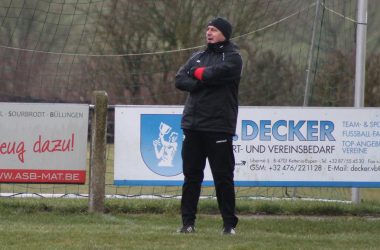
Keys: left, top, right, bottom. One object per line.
{"left": 140, "top": 114, "right": 183, "bottom": 176}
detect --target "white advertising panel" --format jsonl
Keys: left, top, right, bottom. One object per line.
{"left": 114, "top": 106, "right": 380, "bottom": 187}
{"left": 0, "top": 103, "right": 89, "bottom": 183}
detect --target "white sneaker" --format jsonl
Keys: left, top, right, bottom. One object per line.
{"left": 222, "top": 227, "right": 236, "bottom": 235}
{"left": 177, "top": 225, "right": 195, "bottom": 234}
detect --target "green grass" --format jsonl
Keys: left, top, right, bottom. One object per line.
{"left": 2, "top": 198, "right": 380, "bottom": 217}
{"left": 2, "top": 213, "right": 380, "bottom": 250}
{"left": 2, "top": 138, "right": 380, "bottom": 249}
{"left": 1, "top": 208, "right": 380, "bottom": 250}
{"left": 1, "top": 198, "right": 380, "bottom": 249}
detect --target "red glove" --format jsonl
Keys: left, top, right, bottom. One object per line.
{"left": 193, "top": 67, "right": 205, "bottom": 81}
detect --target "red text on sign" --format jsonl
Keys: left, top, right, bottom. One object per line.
{"left": 0, "top": 141, "right": 25, "bottom": 163}
{"left": 33, "top": 133, "right": 75, "bottom": 153}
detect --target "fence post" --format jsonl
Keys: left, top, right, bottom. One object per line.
{"left": 352, "top": 0, "right": 368, "bottom": 204}
{"left": 88, "top": 91, "right": 108, "bottom": 213}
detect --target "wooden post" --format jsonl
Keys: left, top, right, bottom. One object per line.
{"left": 88, "top": 91, "right": 108, "bottom": 213}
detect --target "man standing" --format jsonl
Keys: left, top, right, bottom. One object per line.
{"left": 175, "top": 17, "right": 242, "bottom": 235}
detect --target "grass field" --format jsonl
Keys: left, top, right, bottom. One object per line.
{"left": 1, "top": 198, "right": 380, "bottom": 249}
{"left": 2, "top": 212, "right": 380, "bottom": 250}
{"left": 2, "top": 147, "right": 380, "bottom": 249}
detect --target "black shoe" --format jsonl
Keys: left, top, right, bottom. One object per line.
{"left": 222, "top": 226, "right": 236, "bottom": 235}
{"left": 177, "top": 225, "right": 195, "bottom": 234}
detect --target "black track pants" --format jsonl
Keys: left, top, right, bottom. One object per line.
{"left": 181, "top": 129, "right": 238, "bottom": 228}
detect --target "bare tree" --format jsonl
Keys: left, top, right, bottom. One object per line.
{"left": 83, "top": 0, "right": 271, "bottom": 105}
{"left": 0, "top": 0, "right": 367, "bottom": 107}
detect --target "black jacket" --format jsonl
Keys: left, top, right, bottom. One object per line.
{"left": 175, "top": 41, "right": 242, "bottom": 135}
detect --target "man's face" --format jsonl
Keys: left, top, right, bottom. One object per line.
{"left": 206, "top": 25, "right": 226, "bottom": 44}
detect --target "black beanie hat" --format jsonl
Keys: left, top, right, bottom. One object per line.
{"left": 208, "top": 17, "right": 232, "bottom": 41}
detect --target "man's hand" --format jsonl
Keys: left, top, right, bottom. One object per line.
{"left": 189, "top": 66, "right": 206, "bottom": 81}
